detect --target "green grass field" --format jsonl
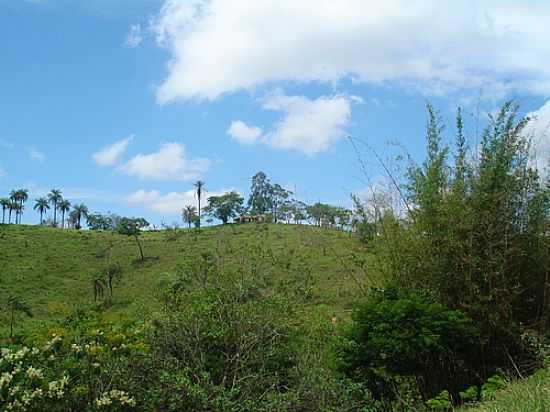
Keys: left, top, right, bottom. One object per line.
{"left": 0, "top": 223, "right": 379, "bottom": 338}
{"left": 463, "top": 367, "right": 550, "bottom": 412}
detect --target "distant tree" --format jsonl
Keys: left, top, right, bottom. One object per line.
{"left": 72, "top": 203, "right": 89, "bottom": 230}
{"left": 117, "top": 217, "right": 149, "bottom": 261}
{"left": 0, "top": 198, "right": 9, "bottom": 224}
{"left": 6, "top": 296, "right": 33, "bottom": 339}
{"left": 47, "top": 189, "right": 63, "bottom": 226}
{"left": 87, "top": 213, "right": 114, "bottom": 230}
{"left": 269, "top": 183, "right": 292, "bottom": 223}
{"left": 13, "top": 189, "right": 28, "bottom": 224}
{"left": 204, "top": 191, "right": 244, "bottom": 224}
{"left": 194, "top": 180, "right": 205, "bottom": 230}
{"left": 7, "top": 200, "right": 17, "bottom": 224}
{"left": 182, "top": 205, "right": 198, "bottom": 229}
{"left": 33, "top": 197, "right": 50, "bottom": 225}
{"left": 58, "top": 199, "right": 71, "bottom": 228}
{"left": 105, "top": 262, "right": 122, "bottom": 298}
{"left": 248, "top": 171, "right": 272, "bottom": 214}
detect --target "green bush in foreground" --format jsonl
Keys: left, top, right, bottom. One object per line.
{"left": 338, "top": 285, "right": 480, "bottom": 404}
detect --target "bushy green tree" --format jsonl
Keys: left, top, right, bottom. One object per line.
{"left": 204, "top": 191, "right": 244, "bottom": 224}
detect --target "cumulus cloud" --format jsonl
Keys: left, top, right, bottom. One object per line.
{"left": 227, "top": 120, "right": 263, "bottom": 144}
{"left": 125, "top": 24, "right": 143, "bottom": 48}
{"left": 263, "top": 92, "right": 352, "bottom": 155}
{"left": 119, "top": 142, "right": 210, "bottom": 181}
{"left": 27, "top": 147, "right": 45, "bottom": 162}
{"left": 152, "top": 0, "right": 550, "bottom": 102}
{"left": 93, "top": 135, "right": 134, "bottom": 167}
{"left": 125, "top": 187, "right": 233, "bottom": 214}
{"left": 525, "top": 101, "right": 550, "bottom": 177}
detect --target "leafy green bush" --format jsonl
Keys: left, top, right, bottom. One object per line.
{"left": 338, "top": 285, "right": 480, "bottom": 403}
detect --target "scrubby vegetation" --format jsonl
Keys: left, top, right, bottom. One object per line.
{"left": 1, "top": 102, "right": 548, "bottom": 411}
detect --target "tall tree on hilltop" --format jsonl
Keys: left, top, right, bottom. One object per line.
{"left": 58, "top": 199, "right": 71, "bottom": 229}
{"left": 33, "top": 197, "right": 50, "bottom": 225}
{"left": 48, "top": 189, "right": 63, "bottom": 227}
{"left": 248, "top": 171, "right": 272, "bottom": 214}
{"left": 182, "top": 205, "right": 198, "bottom": 229}
{"left": 0, "top": 198, "right": 9, "bottom": 224}
{"left": 194, "top": 180, "right": 205, "bottom": 230}
{"left": 72, "top": 203, "right": 89, "bottom": 230}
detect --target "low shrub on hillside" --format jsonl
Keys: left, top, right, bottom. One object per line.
{"left": 338, "top": 285, "right": 480, "bottom": 404}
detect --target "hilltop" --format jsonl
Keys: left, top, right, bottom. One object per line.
{"left": 0, "top": 223, "right": 377, "bottom": 337}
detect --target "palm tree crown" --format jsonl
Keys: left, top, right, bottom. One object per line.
{"left": 33, "top": 197, "right": 50, "bottom": 225}
{"left": 58, "top": 199, "right": 71, "bottom": 228}
{"left": 72, "top": 203, "right": 89, "bottom": 230}
{"left": 47, "top": 189, "right": 63, "bottom": 226}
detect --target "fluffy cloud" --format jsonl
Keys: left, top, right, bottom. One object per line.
{"left": 27, "top": 147, "right": 45, "bottom": 162}
{"left": 93, "top": 135, "right": 133, "bottom": 167}
{"left": 152, "top": 0, "right": 550, "bottom": 102}
{"left": 227, "top": 120, "right": 263, "bottom": 144}
{"left": 525, "top": 101, "right": 550, "bottom": 176}
{"left": 262, "top": 92, "right": 351, "bottom": 155}
{"left": 119, "top": 142, "right": 210, "bottom": 181}
{"left": 125, "top": 24, "right": 143, "bottom": 48}
{"left": 125, "top": 187, "right": 233, "bottom": 214}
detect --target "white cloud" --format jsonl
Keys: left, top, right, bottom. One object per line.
{"left": 125, "top": 24, "right": 143, "bottom": 48}
{"left": 227, "top": 120, "right": 263, "bottom": 144}
{"left": 152, "top": 0, "right": 550, "bottom": 102}
{"left": 525, "top": 101, "right": 550, "bottom": 177}
{"left": 262, "top": 92, "right": 352, "bottom": 156}
{"left": 125, "top": 187, "right": 233, "bottom": 214}
{"left": 93, "top": 135, "right": 133, "bottom": 167}
{"left": 27, "top": 147, "right": 45, "bottom": 162}
{"left": 119, "top": 142, "right": 210, "bottom": 181}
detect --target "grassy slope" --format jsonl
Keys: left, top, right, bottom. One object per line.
{"left": 0, "top": 223, "right": 379, "bottom": 337}
{"left": 463, "top": 367, "right": 550, "bottom": 412}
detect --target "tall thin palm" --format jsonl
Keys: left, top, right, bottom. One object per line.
{"left": 72, "top": 203, "right": 89, "bottom": 230}
{"left": 7, "top": 200, "right": 17, "bottom": 224}
{"left": 9, "top": 190, "right": 19, "bottom": 224}
{"left": 58, "top": 199, "right": 71, "bottom": 229}
{"left": 47, "top": 189, "right": 63, "bottom": 227}
{"left": 33, "top": 197, "right": 50, "bottom": 225}
{"left": 182, "top": 205, "right": 197, "bottom": 229}
{"left": 17, "top": 189, "right": 29, "bottom": 224}
{"left": 194, "top": 180, "right": 205, "bottom": 230}
{"left": 0, "top": 198, "right": 9, "bottom": 224}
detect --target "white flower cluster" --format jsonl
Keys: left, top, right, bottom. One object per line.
{"left": 95, "top": 389, "right": 136, "bottom": 408}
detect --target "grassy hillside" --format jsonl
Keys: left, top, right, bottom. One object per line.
{"left": 464, "top": 367, "right": 550, "bottom": 412}
{"left": 0, "top": 223, "right": 378, "bottom": 337}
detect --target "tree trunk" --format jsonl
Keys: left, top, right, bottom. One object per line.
{"left": 2, "top": 208, "right": 5, "bottom": 224}
{"left": 62, "top": 210, "right": 65, "bottom": 228}
{"left": 53, "top": 202, "right": 57, "bottom": 226}
{"left": 9, "top": 209, "right": 12, "bottom": 224}
{"left": 40, "top": 210, "right": 43, "bottom": 225}
{"left": 135, "top": 236, "right": 144, "bottom": 261}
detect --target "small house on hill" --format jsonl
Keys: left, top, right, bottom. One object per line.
{"left": 235, "top": 214, "right": 268, "bottom": 224}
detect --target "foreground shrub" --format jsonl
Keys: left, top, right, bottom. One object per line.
{"left": 338, "top": 285, "right": 480, "bottom": 403}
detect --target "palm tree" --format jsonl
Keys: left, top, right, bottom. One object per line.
{"left": 9, "top": 190, "right": 19, "bottom": 224}
{"left": 182, "top": 205, "right": 198, "bottom": 229}
{"left": 72, "top": 203, "right": 89, "bottom": 230}
{"left": 7, "top": 200, "right": 18, "bottom": 224}
{"left": 58, "top": 199, "right": 71, "bottom": 228}
{"left": 17, "top": 189, "right": 29, "bottom": 224}
{"left": 47, "top": 189, "right": 63, "bottom": 227}
{"left": 33, "top": 197, "right": 50, "bottom": 225}
{"left": 194, "top": 180, "right": 205, "bottom": 230}
{"left": 0, "top": 198, "right": 9, "bottom": 224}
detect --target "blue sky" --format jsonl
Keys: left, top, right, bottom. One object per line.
{"left": 0, "top": 0, "right": 549, "bottom": 226}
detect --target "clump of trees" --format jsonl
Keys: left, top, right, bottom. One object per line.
{"left": 342, "top": 102, "right": 550, "bottom": 406}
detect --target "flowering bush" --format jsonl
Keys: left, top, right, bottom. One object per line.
{"left": 0, "top": 326, "right": 144, "bottom": 412}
